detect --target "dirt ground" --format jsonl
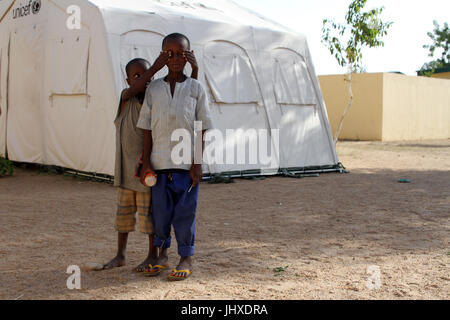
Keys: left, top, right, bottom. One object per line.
{"left": 0, "top": 140, "right": 449, "bottom": 300}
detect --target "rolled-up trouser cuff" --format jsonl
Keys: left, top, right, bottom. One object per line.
{"left": 154, "top": 235, "right": 171, "bottom": 249}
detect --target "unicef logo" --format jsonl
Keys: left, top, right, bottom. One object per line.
{"left": 12, "top": 0, "right": 41, "bottom": 19}
{"left": 32, "top": 0, "right": 41, "bottom": 14}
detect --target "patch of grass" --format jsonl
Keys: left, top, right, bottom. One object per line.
{"left": 0, "top": 157, "right": 14, "bottom": 177}
{"left": 273, "top": 265, "right": 289, "bottom": 276}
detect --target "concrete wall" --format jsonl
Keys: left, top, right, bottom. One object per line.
{"left": 382, "top": 73, "right": 450, "bottom": 140}
{"left": 319, "top": 73, "right": 384, "bottom": 140}
{"left": 318, "top": 73, "right": 450, "bottom": 141}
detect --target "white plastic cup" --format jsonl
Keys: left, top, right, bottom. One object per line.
{"left": 144, "top": 172, "right": 157, "bottom": 187}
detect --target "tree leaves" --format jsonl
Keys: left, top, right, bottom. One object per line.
{"left": 419, "top": 20, "right": 450, "bottom": 76}
{"left": 321, "top": 0, "right": 393, "bottom": 72}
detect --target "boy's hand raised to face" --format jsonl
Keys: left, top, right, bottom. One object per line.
{"left": 189, "top": 163, "right": 202, "bottom": 187}
{"left": 152, "top": 51, "right": 171, "bottom": 72}
{"left": 183, "top": 50, "right": 198, "bottom": 70}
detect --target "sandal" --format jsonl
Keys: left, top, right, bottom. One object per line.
{"left": 168, "top": 268, "right": 192, "bottom": 281}
{"left": 143, "top": 264, "right": 170, "bottom": 277}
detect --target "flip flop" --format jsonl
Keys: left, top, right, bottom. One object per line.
{"left": 143, "top": 264, "right": 170, "bottom": 277}
{"left": 168, "top": 268, "right": 192, "bottom": 281}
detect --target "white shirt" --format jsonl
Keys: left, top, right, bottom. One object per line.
{"left": 137, "top": 77, "right": 213, "bottom": 170}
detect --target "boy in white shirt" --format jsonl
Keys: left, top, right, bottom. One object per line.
{"left": 137, "top": 33, "right": 213, "bottom": 280}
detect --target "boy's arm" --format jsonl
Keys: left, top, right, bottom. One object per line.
{"left": 184, "top": 50, "right": 199, "bottom": 80}
{"left": 190, "top": 68, "right": 198, "bottom": 80}
{"left": 190, "top": 129, "right": 206, "bottom": 187}
{"left": 118, "top": 91, "right": 128, "bottom": 117}
{"left": 140, "top": 130, "right": 154, "bottom": 185}
{"left": 190, "top": 66, "right": 198, "bottom": 80}
{"left": 122, "top": 51, "right": 170, "bottom": 103}
{"left": 190, "top": 82, "right": 213, "bottom": 186}
{"left": 136, "top": 88, "right": 154, "bottom": 185}
{"left": 195, "top": 82, "right": 214, "bottom": 131}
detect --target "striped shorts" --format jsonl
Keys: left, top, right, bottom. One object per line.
{"left": 115, "top": 187, "right": 153, "bottom": 234}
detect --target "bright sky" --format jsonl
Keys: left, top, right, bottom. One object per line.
{"left": 237, "top": 0, "right": 450, "bottom": 75}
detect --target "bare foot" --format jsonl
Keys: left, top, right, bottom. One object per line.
{"left": 153, "top": 253, "right": 169, "bottom": 268}
{"left": 134, "top": 255, "right": 158, "bottom": 273}
{"left": 143, "top": 252, "right": 169, "bottom": 275}
{"left": 176, "top": 257, "right": 192, "bottom": 271}
{"left": 103, "top": 255, "right": 126, "bottom": 270}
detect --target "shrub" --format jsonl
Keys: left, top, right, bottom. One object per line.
{"left": 0, "top": 157, "right": 13, "bottom": 177}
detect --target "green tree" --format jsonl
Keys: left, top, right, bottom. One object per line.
{"left": 321, "top": 0, "right": 392, "bottom": 143}
{"left": 418, "top": 21, "right": 450, "bottom": 76}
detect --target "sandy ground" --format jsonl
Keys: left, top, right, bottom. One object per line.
{"left": 0, "top": 140, "right": 449, "bottom": 300}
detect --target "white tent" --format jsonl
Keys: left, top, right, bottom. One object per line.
{"left": 0, "top": 0, "right": 339, "bottom": 177}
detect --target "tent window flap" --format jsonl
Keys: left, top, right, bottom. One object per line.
{"left": 46, "top": 35, "right": 90, "bottom": 95}
{"left": 274, "top": 59, "right": 317, "bottom": 105}
{"left": 204, "top": 54, "right": 259, "bottom": 104}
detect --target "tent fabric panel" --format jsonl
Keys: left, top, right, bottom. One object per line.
{"left": 46, "top": 35, "right": 90, "bottom": 95}
{"left": 247, "top": 46, "right": 336, "bottom": 171}
{"left": 301, "top": 45, "right": 339, "bottom": 164}
{"left": 273, "top": 59, "right": 299, "bottom": 105}
{"left": 279, "top": 106, "right": 334, "bottom": 168}
{"left": 273, "top": 59, "right": 317, "bottom": 105}
{"left": 204, "top": 54, "right": 260, "bottom": 104}
{"left": 44, "top": 95, "right": 115, "bottom": 175}
{"left": 42, "top": 2, "right": 118, "bottom": 175}
{"left": 204, "top": 103, "right": 278, "bottom": 174}
{"left": 44, "top": 95, "right": 90, "bottom": 169}
{"left": 6, "top": 24, "right": 44, "bottom": 163}
{"left": 267, "top": 45, "right": 338, "bottom": 167}
{"left": 90, "top": 0, "right": 294, "bottom": 35}
{"left": 294, "top": 61, "right": 317, "bottom": 105}
{"left": 0, "top": 0, "right": 14, "bottom": 20}
{"left": 0, "top": 46, "right": 7, "bottom": 157}
{"left": 100, "top": 7, "right": 169, "bottom": 37}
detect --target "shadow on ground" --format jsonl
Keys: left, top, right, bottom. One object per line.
{"left": 0, "top": 165, "right": 449, "bottom": 299}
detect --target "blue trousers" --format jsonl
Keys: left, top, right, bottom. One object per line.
{"left": 151, "top": 172, "right": 199, "bottom": 257}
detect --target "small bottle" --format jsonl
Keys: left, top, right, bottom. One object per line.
{"left": 144, "top": 171, "right": 157, "bottom": 187}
